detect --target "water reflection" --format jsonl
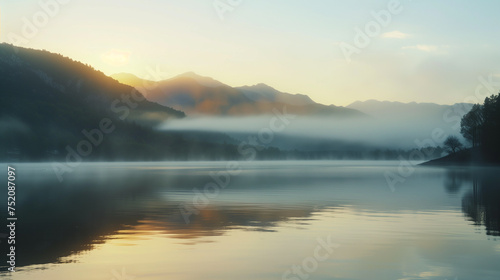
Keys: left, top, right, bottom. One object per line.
{"left": 0, "top": 163, "right": 326, "bottom": 270}
{"left": 443, "top": 169, "right": 470, "bottom": 194}
{"left": 457, "top": 169, "right": 500, "bottom": 237}
{"left": 1, "top": 162, "right": 500, "bottom": 280}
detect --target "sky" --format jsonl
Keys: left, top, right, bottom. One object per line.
{"left": 2, "top": 0, "right": 500, "bottom": 106}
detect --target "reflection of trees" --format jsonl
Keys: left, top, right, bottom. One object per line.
{"left": 460, "top": 170, "right": 500, "bottom": 237}
{"left": 0, "top": 178, "right": 145, "bottom": 269}
{"left": 443, "top": 169, "right": 470, "bottom": 194}
{"left": 0, "top": 170, "right": 321, "bottom": 271}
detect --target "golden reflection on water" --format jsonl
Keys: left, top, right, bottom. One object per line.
{"left": 11, "top": 206, "right": 498, "bottom": 280}
{"left": 2, "top": 162, "right": 500, "bottom": 280}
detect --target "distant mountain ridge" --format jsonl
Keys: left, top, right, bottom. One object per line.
{"left": 347, "top": 99, "right": 473, "bottom": 119}
{"left": 175, "top": 71, "right": 228, "bottom": 88}
{"left": 237, "top": 83, "right": 315, "bottom": 106}
{"left": 113, "top": 72, "right": 474, "bottom": 121}
{"left": 111, "top": 72, "right": 364, "bottom": 117}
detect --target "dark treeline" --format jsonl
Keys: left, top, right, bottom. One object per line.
{"left": 461, "top": 93, "right": 500, "bottom": 164}
{"left": 286, "top": 147, "right": 444, "bottom": 160}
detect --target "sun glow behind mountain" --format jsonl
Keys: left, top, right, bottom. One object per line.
{"left": 3, "top": 0, "right": 500, "bottom": 106}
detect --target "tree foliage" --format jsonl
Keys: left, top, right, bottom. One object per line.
{"left": 461, "top": 93, "right": 500, "bottom": 163}
{"left": 460, "top": 104, "right": 484, "bottom": 147}
{"left": 481, "top": 94, "right": 500, "bottom": 162}
{"left": 443, "top": 135, "right": 463, "bottom": 154}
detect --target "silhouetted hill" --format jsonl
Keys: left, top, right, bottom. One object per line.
{"left": 0, "top": 44, "right": 185, "bottom": 125}
{"left": 0, "top": 44, "right": 256, "bottom": 161}
{"left": 111, "top": 72, "right": 364, "bottom": 117}
{"left": 420, "top": 147, "right": 500, "bottom": 166}
{"left": 420, "top": 149, "right": 473, "bottom": 166}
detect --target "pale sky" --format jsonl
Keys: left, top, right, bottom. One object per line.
{"left": 2, "top": 0, "right": 500, "bottom": 106}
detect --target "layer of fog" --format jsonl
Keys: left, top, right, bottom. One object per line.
{"left": 158, "top": 112, "right": 468, "bottom": 150}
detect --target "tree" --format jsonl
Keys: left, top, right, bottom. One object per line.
{"left": 443, "top": 135, "right": 463, "bottom": 154}
{"left": 481, "top": 93, "right": 500, "bottom": 162}
{"left": 459, "top": 93, "right": 500, "bottom": 163}
{"left": 460, "top": 104, "right": 484, "bottom": 147}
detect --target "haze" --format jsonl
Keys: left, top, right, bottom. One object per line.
{"left": 3, "top": 0, "right": 500, "bottom": 106}
{"left": 158, "top": 105, "right": 470, "bottom": 150}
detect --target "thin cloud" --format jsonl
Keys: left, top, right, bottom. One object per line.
{"left": 381, "top": 31, "right": 409, "bottom": 39}
{"left": 402, "top": 45, "right": 439, "bottom": 52}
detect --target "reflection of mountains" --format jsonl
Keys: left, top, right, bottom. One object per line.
{"left": 445, "top": 169, "right": 500, "bottom": 237}
{"left": 0, "top": 170, "right": 320, "bottom": 270}
{"left": 7, "top": 163, "right": 499, "bottom": 272}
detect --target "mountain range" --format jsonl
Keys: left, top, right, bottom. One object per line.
{"left": 111, "top": 72, "right": 363, "bottom": 117}
{"left": 347, "top": 99, "right": 472, "bottom": 120}
{"left": 0, "top": 44, "right": 473, "bottom": 161}
{"left": 0, "top": 44, "right": 242, "bottom": 161}
{"left": 112, "top": 72, "right": 473, "bottom": 124}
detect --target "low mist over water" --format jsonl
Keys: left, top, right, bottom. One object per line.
{"left": 1, "top": 161, "right": 499, "bottom": 280}
{"left": 159, "top": 111, "right": 468, "bottom": 150}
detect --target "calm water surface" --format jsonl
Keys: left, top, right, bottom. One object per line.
{"left": 0, "top": 161, "right": 499, "bottom": 280}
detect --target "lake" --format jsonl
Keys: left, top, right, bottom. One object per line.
{"left": 1, "top": 161, "right": 499, "bottom": 280}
